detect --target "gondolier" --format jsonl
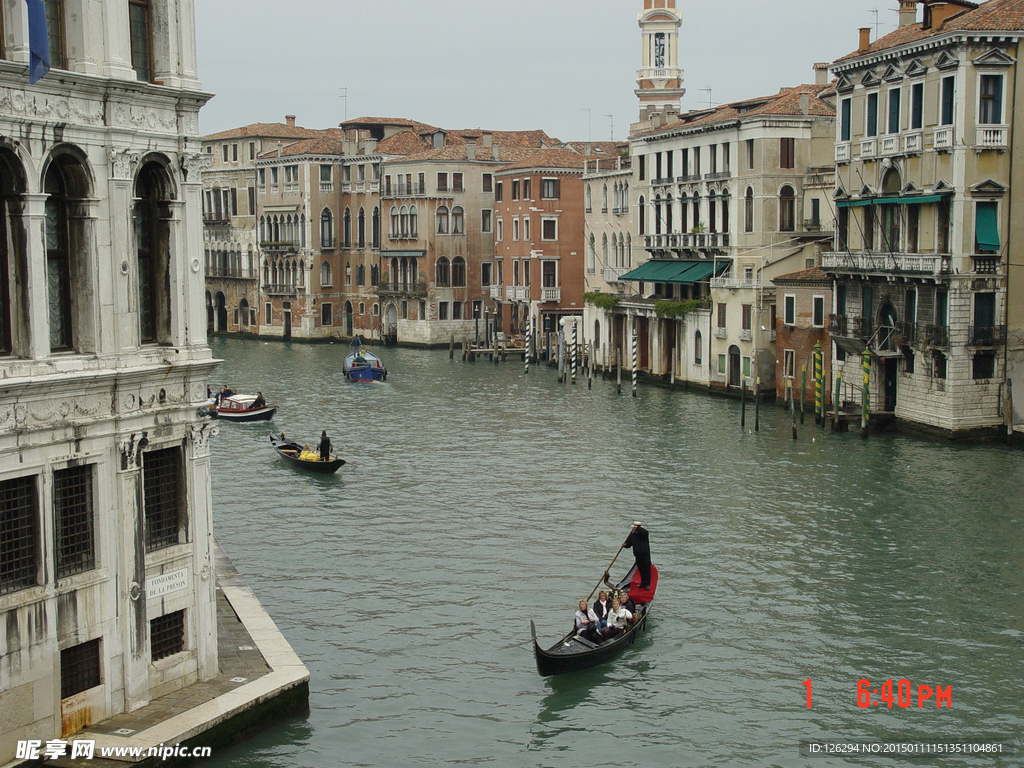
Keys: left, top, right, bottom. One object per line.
{"left": 318, "top": 430, "right": 332, "bottom": 462}
{"left": 623, "top": 522, "right": 652, "bottom": 590}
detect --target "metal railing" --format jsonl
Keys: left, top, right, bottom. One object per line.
{"left": 969, "top": 325, "right": 1005, "bottom": 346}
{"left": 923, "top": 324, "right": 949, "bottom": 347}
{"left": 822, "top": 251, "right": 950, "bottom": 275}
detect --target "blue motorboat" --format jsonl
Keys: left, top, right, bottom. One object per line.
{"left": 343, "top": 337, "right": 387, "bottom": 382}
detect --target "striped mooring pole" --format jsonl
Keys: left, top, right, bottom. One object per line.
{"left": 861, "top": 348, "right": 871, "bottom": 438}
{"left": 524, "top": 313, "right": 531, "bottom": 375}
{"left": 813, "top": 341, "right": 823, "bottom": 425}
{"left": 631, "top": 332, "right": 638, "bottom": 398}
{"left": 571, "top": 320, "right": 578, "bottom": 385}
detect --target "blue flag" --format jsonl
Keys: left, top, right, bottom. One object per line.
{"left": 25, "top": 0, "right": 50, "bottom": 84}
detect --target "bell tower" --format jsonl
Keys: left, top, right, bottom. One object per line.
{"left": 635, "top": 0, "right": 685, "bottom": 122}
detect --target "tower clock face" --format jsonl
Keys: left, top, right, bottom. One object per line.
{"left": 654, "top": 33, "right": 666, "bottom": 67}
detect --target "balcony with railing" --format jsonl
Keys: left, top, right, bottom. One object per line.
{"left": 976, "top": 124, "right": 1009, "bottom": 149}
{"left": 923, "top": 324, "right": 949, "bottom": 347}
{"left": 709, "top": 277, "right": 758, "bottom": 290}
{"left": 860, "top": 138, "right": 877, "bottom": 158}
{"left": 828, "top": 315, "right": 848, "bottom": 335}
{"left": 933, "top": 126, "right": 954, "bottom": 150}
{"left": 636, "top": 67, "right": 680, "bottom": 81}
{"left": 880, "top": 136, "right": 900, "bottom": 156}
{"left": 853, "top": 317, "right": 873, "bottom": 339}
{"left": 265, "top": 284, "right": 298, "bottom": 297}
{"left": 603, "top": 267, "right": 629, "bottom": 283}
{"left": 203, "top": 212, "right": 230, "bottom": 224}
{"left": 822, "top": 251, "right": 950, "bottom": 276}
{"left": 973, "top": 255, "right": 999, "bottom": 274}
{"left": 677, "top": 173, "right": 702, "bottom": 183}
{"left": 489, "top": 285, "right": 502, "bottom": 299}
{"left": 713, "top": 327, "right": 727, "bottom": 339}
{"left": 836, "top": 143, "right": 851, "bottom": 162}
{"left": 645, "top": 232, "right": 731, "bottom": 250}
{"left": 903, "top": 131, "right": 923, "bottom": 153}
{"left": 505, "top": 286, "right": 528, "bottom": 301}
{"left": 541, "top": 286, "right": 561, "bottom": 302}
{"left": 969, "top": 325, "right": 1006, "bottom": 346}
{"left": 319, "top": 182, "right": 334, "bottom": 193}
{"left": 260, "top": 241, "right": 297, "bottom": 254}
{"left": 705, "top": 169, "right": 732, "bottom": 180}
{"left": 738, "top": 329, "right": 752, "bottom": 341}
{"left": 375, "top": 280, "right": 427, "bottom": 298}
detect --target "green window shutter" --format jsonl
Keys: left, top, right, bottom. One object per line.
{"left": 975, "top": 202, "right": 1000, "bottom": 252}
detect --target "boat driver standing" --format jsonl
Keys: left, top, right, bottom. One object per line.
{"left": 317, "top": 430, "right": 332, "bottom": 462}
{"left": 623, "top": 522, "right": 652, "bottom": 590}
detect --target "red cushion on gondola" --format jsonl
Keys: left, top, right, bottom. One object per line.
{"left": 624, "top": 564, "right": 658, "bottom": 603}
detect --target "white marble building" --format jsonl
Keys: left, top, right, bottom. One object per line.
{"left": 0, "top": 0, "right": 218, "bottom": 759}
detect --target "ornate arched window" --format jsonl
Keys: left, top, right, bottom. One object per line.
{"left": 134, "top": 160, "right": 173, "bottom": 346}
{"left": 779, "top": 185, "right": 796, "bottom": 232}
{"left": 451, "top": 256, "right": 466, "bottom": 287}
{"left": 320, "top": 260, "right": 333, "bottom": 287}
{"left": 744, "top": 187, "right": 754, "bottom": 233}
{"left": 372, "top": 206, "right": 380, "bottom": 248}
{"left": 320, "top": 208, "right": 334, "bottom": 247}
{"left": 390, "top": 205, "right": 399, "bottom": 236}
{"left": 343, "top": 207, "right": 352, "bottom": 247}
{"left": 436, "top": 205, "right": 449, "bottom": 234}
{"left": 399, "top": 206, "right": 409, "bottom": 237}
{"left": 436, "top": 256, "right": 451, "bottom": 286}
{"left": 357, "top": 207, "right": 366, "bottom": 247}
{"left": 410, "top": 205, "right": 418, "bottom": 237}
{"left": 451, "top": 206, "right": 464, "bottom": 235}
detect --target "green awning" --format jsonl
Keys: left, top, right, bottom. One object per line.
{"left": 620, "top": 260, "right": 727, "bottom": 284}
{"left": 975, "top": 202, "right": 1000, "bottom": 251}
{"left": 837, "top": 194, "right": 947, "bottom": 208}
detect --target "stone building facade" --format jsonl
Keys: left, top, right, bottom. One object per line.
{"left": 0, "top": 0, "right": 218, "bottom": 760}
{"left": 772, "top": 267, "right": 835, "bottom": 406}
{"left": 201, "top": 117, "right": 320, "bottom": 334}
{"left": 826, "top": 0, "right": 1024, "bottom": 436}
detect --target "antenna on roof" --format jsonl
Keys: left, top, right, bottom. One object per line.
{"left": 581, "top": 108, "right": 592, "bottom": 143}
{"left": 339, "top": 87, "right": 348, "bottom": 122}
{"left": 699, "top": 88, "right": 714, "bottom": 109}
{"left": 606, "top": 114, "right": 615, "bottom": 141}
{"left": 870, "top": 9, "right": 880, "bottom": 39}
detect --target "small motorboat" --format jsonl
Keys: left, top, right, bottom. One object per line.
{"left": 531, "top": 562, "right": 658, "bottom": 677}
{"left": 343, "top": 337, "right": 387, "bottom": 382}
{"left": 269, "top": 433, "right": 346, "bottom": 474}
{"left": 206, "top": 394, "right": 277, "bottom": 422}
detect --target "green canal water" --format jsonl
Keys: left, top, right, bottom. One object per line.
{"left": 204, "top": 337, "right": 1024, "bottom": 768}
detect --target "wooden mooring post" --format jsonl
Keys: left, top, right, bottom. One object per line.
{"left": 754, "top": 376, "right": 760, "bottom": 432}
{"left": 740, "top": 381, "right": 746, "bottom": 430}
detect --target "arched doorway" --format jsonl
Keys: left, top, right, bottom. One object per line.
{"left": 345, "top": 301, "right": 354, "bottom": 336}
{"left": 205, "top": 291, "right": 213, "bottom": 330}
{"left": 215, "top": 292, "right": 227, "bottom": 332}
{"left": 384, "top": 303, "right": 398, "bottom": 346}
{"left": 728, "top": 344, "right": 741, "bottom": 387}
{"left": 239, "top": 298, "right": 250, "bottom": 331}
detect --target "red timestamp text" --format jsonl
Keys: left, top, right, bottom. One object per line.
{"left": 857, "top": 678, "right": 952, "bottom": 709}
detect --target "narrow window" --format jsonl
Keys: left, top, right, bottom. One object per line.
{"left": 481, "top": 209, "right": 492, "bottom": 233}
{"left": 910, "top": 83, "right": 924, "bottom": 129}
{"left": 482, "top": 174, "right": 493, "bottom": 192}
{"left": 863, "top": 205, "right": 875, "bottom": 250}
{"left": 779, "top": 186, "right": 796, "bottom": 232}
{"left": 54, "top": 465, "right": 95, "bottom": 579}
{"left": 888, "top": 88, "right": 901, "bottom": 134}
{"left": 979, "top": 74, "right": 1003, "bottom": 125}
{"left": 495, "top": 181, "right": 503, "bottom": 202}
{"left": 436, "top": 206, "right": 448, "bottom": 234}
{"left": 784, "top": 294, "right": 796, "bottom": 325}
{"left": 452, "top": 257, "right": 466, "bottom": 287}
{"left": 452, "top": 172, "right": 464, "bottom": 192}
{"left": 45, "top": 165, "right": 74, "bottom": 350}
{"left": 940, "top": 76, "right": 955, "bottom": 126}
{"left": 745, "top": 139, "right": 754, "bottom": 169}
{"left": 129, "top": 0, "right": 152, "bottom": 82}
{"left": 840, "top": 99, "right": 852, "bottom": 142}
{"left": 784, "top": 350, "right": 796, "bottom": 378}
{"left": 61, "top": 639, "right": 101, "bottom": 698}
{"left": 717, "top": 302, "right": 727, "bottom": 329}
{"left": 522, "top": 178, "right": 531, "bottom": 200}
{"left": 694, "top": 331, "right": 702, "bottom": 365}
{"left": 813, "top": 296, "right": 825, "bottom": 327}
{"left": 43, "top": 0, "right": 66, "bottom": 69}
{"left": 0, "top": 476, "right": 39, "bottom": 595}
{"left": 541, "top": 178, "right": 560, "bottom": 199}
{"left": 744, "top": 187, "right": 754, "bottom": 232}
{"left": 975, "top": 202, "right": 999, "bottom": 253}
{"left": 135, "top": 163, "right": 171, "bottom": 345}
{"left": 451, "top": 206, "right": 464, "bottom": 235}
{"left": 541, "top": 218, "right": 557, "bottom": 241}
{"left": 866, "top": 92, "right": 879, "bottom": 137}
{"left": 143, "top": 446, "right": 185, "bottom": 552}
{"left": 150, "top": 610, "right": 185, "bottom": 661}
{"left": 437, "top": 172, "right": 448, "bottom": 192}
{"left": 741, "top": 304, "right": 752, "bottom": 331}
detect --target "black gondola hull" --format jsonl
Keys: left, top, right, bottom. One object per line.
{"left": 531, "top": 563, "right": 657, "bottom": 676}
{"left": 269, "top": 434, "right": 346, "bottom": 474}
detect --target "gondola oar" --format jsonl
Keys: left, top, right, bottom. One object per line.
{"left": 586, "top": 530, "right": 631, "bottom": 601}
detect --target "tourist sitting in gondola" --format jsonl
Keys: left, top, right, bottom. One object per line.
{"left": 249, "top": 391, "right": 266, "bottom": 410}
{"left": 573, "top": 600, "right": 600, "bottom": 642}
{"left": 592, "top": 590, "right": 611, "bottom": 629}
{"left": 597, "top": 595, "right": 632, "bottom": 642}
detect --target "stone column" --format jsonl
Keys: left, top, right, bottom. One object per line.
{"left": 101, "top": 0, "right": 138, "bottom": 81}
{"left": 187, "top": 422, "right": 218, "bottom": 681}
{"left": 116, "top": 434, "right": 150, "bottom": 710}
{"left": 23, "top": 193, "right": 51, "bottom": 360}
{"left": 107, "top": 149, "right": 140, "bottom": 352}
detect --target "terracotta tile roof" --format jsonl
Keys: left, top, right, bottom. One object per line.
{"left": 772, "top": 266, "right": 831, "bottom": 284}
{"left": 257, "top": 137, "right": 346, "bottom": 159}
{"left": 633, "top": 83, "right": 835, "bottom": 137}
{"left": 375, "top": 130, "right": 432, "bottom": 156}
{"left": 204, "top": 122, "right": 322, "bottom": 141}
{"left": 834, "top": 0, "right": 1024, "bottom": 62}
{"left": 341, "top": 116, "right": 438, "bottom": 132}
{"left": 560, "top": 141, "right": 629, "bottom": 155}
{"left": 389, "top": 143, "right": 539, "bottom": 165}
{"left": 494, "top": 148, "right": 590, "bottom": 173}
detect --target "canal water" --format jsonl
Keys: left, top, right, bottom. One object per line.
{"left": 204, "top": 337, "right": 1024, "bottom": 768}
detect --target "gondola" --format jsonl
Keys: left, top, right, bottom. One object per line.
{"left": 269, "top": 433, "right": 346, "bottom": 474}
{"left": 531, "top": 563, "right": 658, "bottom": 677}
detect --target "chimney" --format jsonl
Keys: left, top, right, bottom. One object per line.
{"left": 814, "top": 62, "right": 829, "bottom": 85}
{"left": 924, "top": 1, "right": 965, "bottom": 30}
{"left": 467, "top": 141, "right": 476, "bottom": 162}
{"left": 482, "top": 132, "right": 493, "bottom": 148}
{"left": 285, "top": 115, "right": 296, "bottom": 128}
{"left": 800, "top": 93, "right": 810, "bottom": 116}
{"left": 858, "top": 27, "right": 872, "bottom": 53}
{"left": 492, "top": 144, "right": 500, "bottom": 162}
{"left": 899, "top": 0, "right": 918, "bottom": 27}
